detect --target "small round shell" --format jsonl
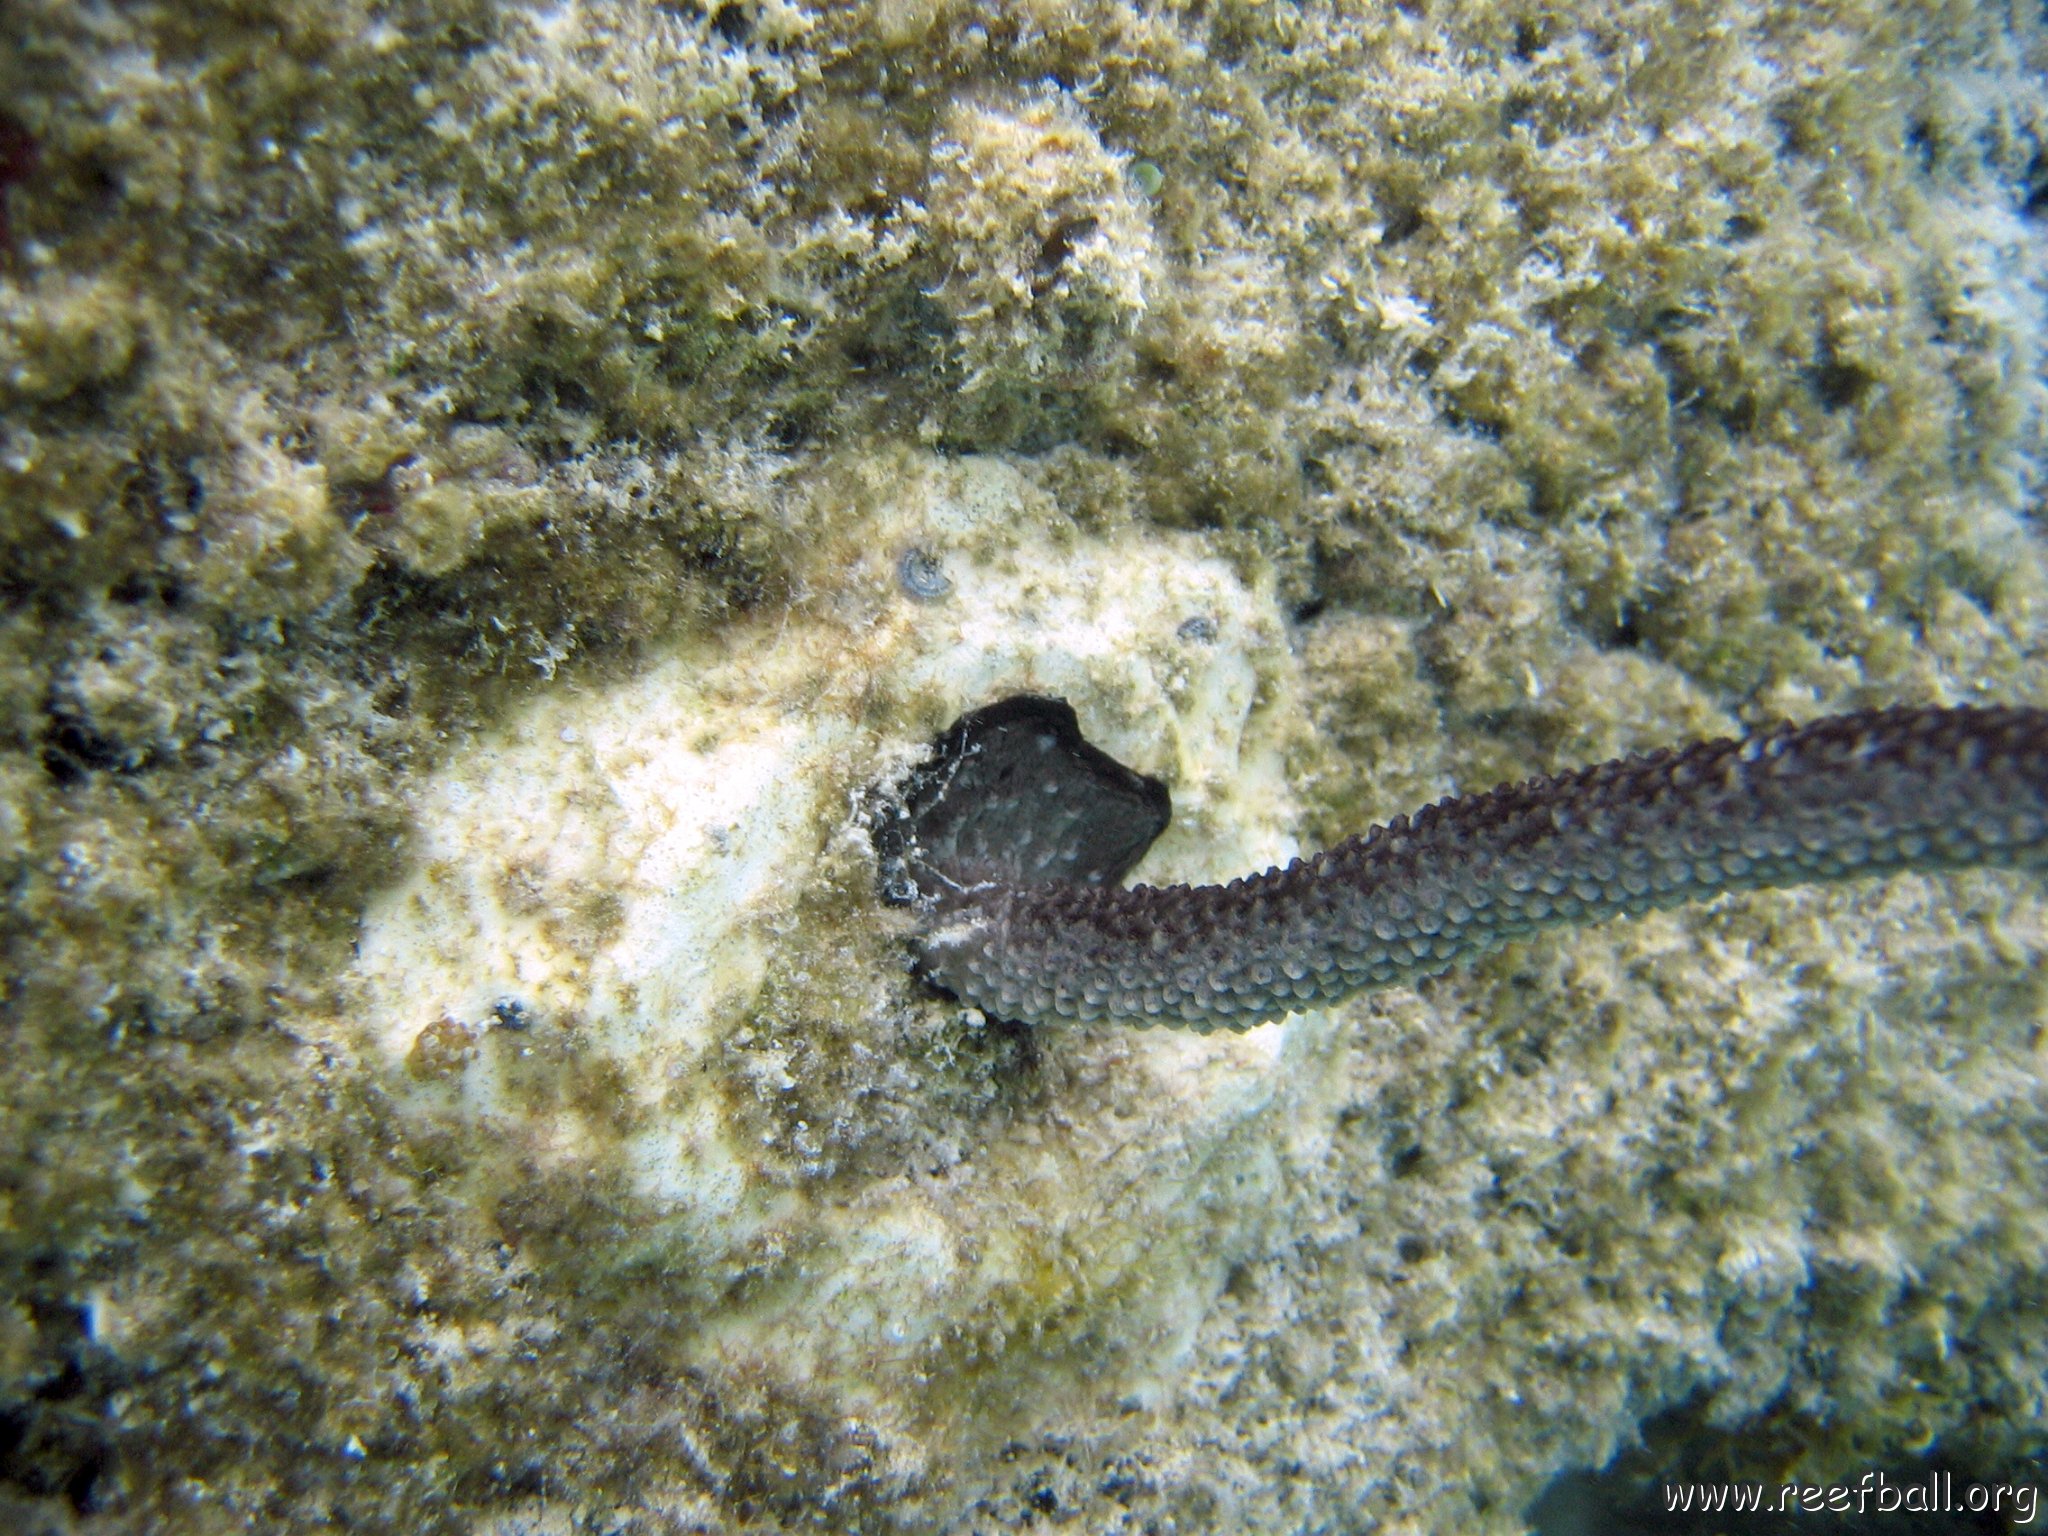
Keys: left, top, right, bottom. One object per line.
{"left": 898, "top": 547, "right": 953, "bottom": 602}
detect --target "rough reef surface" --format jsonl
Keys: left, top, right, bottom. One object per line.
{"left": 2, "top": 1, "right": 2046, "bottom": 1532}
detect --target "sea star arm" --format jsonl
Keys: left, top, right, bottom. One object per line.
{"left": 914, "top": 706, "right": 2048, "bottom": 1032}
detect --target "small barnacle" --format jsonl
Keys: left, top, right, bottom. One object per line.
{"left": 897, "top": 546, "right": 953, "bottom": 603}
{"left": 407, "top": 1015, "right": 479, "bottom": 1080}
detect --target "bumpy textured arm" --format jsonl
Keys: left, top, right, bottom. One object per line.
{"left": 918, "top": 706, "right": 2048, "bottom": 1032}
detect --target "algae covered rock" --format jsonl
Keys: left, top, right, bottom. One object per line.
{"left": 927, "top": 89, "right": 1159, "bottom": 395}
{"left": 2, "top": 0, "right": 2047, "bottom": 1531}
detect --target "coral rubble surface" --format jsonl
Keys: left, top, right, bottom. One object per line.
{"left": 2, "top": 0, "right": 2046, "bottom": 1531}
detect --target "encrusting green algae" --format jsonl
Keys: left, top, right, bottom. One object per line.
{"left": 2, "top": 0, "right": 2047, "bottom": 1531}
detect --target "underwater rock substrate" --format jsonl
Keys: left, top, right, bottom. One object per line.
{"left": 883, "top": 697, "right": 2048, "bottom": 1031}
